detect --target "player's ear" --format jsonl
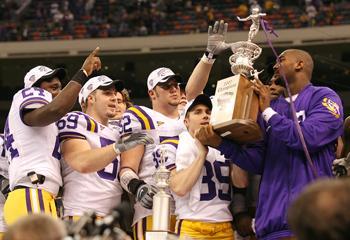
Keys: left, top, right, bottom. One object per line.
{"left": 295, "top": 60, "right": 304, "bottom": 72}
{"left": 148, "top": 89, "right": 156, "bottom": 101}
{"left": 184, "top": 117, "right": 189, "bottom": 128}
{"left": 87, "top": 94, "right": 95, "bottom": 105}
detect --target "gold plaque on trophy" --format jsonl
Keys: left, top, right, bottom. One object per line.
{"left": 210, "top": 74, "right": 262, "bottom": 143}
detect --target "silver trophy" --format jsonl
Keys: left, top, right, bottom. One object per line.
{"left": 210, "top": 9, "right": 265, "bottom": 143}
{"left": 146, "top": 148, "right": 171, "bottom": 240}
{"left": 230, "top": 7, "right": 266, "bottom": 76}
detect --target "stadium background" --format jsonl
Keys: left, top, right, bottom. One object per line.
{"left": 0, "top": 0, "right": 349, "bottom": 131}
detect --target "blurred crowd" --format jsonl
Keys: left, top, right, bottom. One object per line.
{"left": 0, "top": 0, "right": 349, "bottom": 41}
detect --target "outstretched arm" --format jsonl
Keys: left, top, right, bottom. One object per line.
{"left": 186, "top": 20, "right": 229, "bottom": 101}
{"left": 23, "top": 47, "right": 101, "bottom": 127}
{"left": 237, "top": 16, "right": 250, "bottom": 21}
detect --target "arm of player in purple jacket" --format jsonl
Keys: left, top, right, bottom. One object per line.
{"left": 267, "top": 90, "right": 343, "bottom": 152}
{"left": 217, "top": 139, "right": 265, "bottom": 175}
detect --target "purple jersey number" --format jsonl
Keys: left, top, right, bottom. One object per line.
{"left": 97, "top": 137, "right": 118, "bottom": 181}
{"left": 52, "top": 136, "right": 61, "bottom": 160}
{"left": 200, "top": 159, "right": 231, "bottom": 201}
{"left": 4, "top": 119, "right": 19, "bottom": 160}
{"left": 121, "top": 115, "right": 132, "bottom": 134}
{"left": 56, "top": 114, "right": 79, "bottom": 130}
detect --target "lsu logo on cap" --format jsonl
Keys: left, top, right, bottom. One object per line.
{"left": 157, "top": 68, "right": 171, "bottom": 77}
{"left": 322, "top": 97, "right": 340, "bottom": 118}
{"left": 29, "top": 75, "right": 36, "bottom": 83}
{"left": 38, "top": 66, "right": 48, "bottom": 72}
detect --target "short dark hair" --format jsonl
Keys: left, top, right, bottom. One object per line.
{"left": 288, "top": 178, "right": 350, "bottom": 240}
{"left": 4, "top": 214, "right": 66, "bottom": 240}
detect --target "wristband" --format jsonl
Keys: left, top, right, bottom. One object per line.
{"left": 71, "top": 69, "right": 88, "bottom": 85}
{"left": 201, "top": 53, "right": 216, "bottom": 64}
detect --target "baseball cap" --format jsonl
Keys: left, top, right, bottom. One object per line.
{"left": 24, "top": 65, "right": 66, "bottom": 88}
{"left": 182, "top": 94, "right": 212, "bottom": 118}
{"left": 78, "top": 75, "right": 124, "bottom": 106}
{"left": 147, "top": 67, "right": 182, "bottom": 90}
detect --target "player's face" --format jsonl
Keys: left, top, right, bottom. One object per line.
{"left": 153, "top": 79, "right": 180, "bottom": 107}
{"left": 269, "top": 74, "right": 285, "bottom": 100}
{"left": 185, "top": 104, "right": 211, "bottom": 135}
{"left": 93, "top": 87, "right": 118, "bottom": 119}
{"left": 39, "top": 77, "right": 62, "bottom": 98}
{"left": 273, "top": 51, "right": 297, "bottom": 83}
{"left": 114, "top": 91, "right": 127, "bottom": 120}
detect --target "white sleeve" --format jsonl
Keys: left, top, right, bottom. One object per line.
{"left": 17, "top": 87, "right": 52, "bottom": 111}
{"left": 175, "top": 132, "right": 197, "bottom": 171}
{"left": 57, "top": 111, "right": 90, "bottom": 142}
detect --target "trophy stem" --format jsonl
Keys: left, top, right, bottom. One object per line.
{"left": 152, "top": 191, "right": 171, "bottom": 231}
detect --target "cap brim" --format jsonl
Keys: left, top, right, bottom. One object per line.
{"left": 40, "top": 68, "right": 67, "bottom": 81}
{"left": 186, "top": 94, "right": 212, "bottom": 114}
{"left": 98, "top": 80, "right": 124, "bottom": 92}
{"left": 160, "top": 74, "right": 183, "bottom": 83}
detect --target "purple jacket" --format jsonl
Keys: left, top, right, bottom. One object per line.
{"left": 218, "top": 84, "right": 343, "bottom": 240}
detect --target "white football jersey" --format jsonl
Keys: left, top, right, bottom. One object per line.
{"left": 58, "top": 111, "right": 123, "bottom": 217}
{"left": 5, "top": 87, "right": 62, "bottom": 195}
{"left": 120, "top": 105, "right": 185, "bottom": 225}
{"left": 174, "top": 131, "right": 232, "bottom": 222}
{"left": 108, "top": 119, "right": 122, "bottom": 134}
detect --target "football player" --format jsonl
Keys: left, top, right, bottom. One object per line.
{"left": 58, "top": 75, "right": 153, "bottom": 220}
{"left": 119, "top": 20, "right": 230, "bottom": 240}
{"left": 170, "top": 94, "right": 247, "bottom": 240}
{"left": 4, "top": 47, "right": 101, "bottom": 225}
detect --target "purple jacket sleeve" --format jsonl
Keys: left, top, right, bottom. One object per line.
{"left": 268, "top": 88, "right": 343, "bottom": 153}
{"left": 217, "top": 139, "right": 265, "bottom": 174}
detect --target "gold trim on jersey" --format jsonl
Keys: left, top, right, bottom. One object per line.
{"left": 128, "top": 106, "right": 155, "bottom": 130}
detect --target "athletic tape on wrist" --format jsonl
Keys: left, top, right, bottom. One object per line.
{"left": 201, "top": 53, "right": 216, "bottom": 64}
{"left": 120, "top": 169, "right": 139, "bottom": 193}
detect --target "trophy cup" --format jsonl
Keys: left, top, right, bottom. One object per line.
{"left": 210, "top": 8, "right": 266, "bottom": 143}
{"left": 146, "top": 149, "right": 172, "bottom": 240}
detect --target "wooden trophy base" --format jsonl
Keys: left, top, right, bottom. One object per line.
{"left": 213, "top": 119, "right": 262, "bottom": 144}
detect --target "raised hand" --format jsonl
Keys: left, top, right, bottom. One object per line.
{"left": 206, "top": 20, "right": 229, "bottom": 56}
{"left": 81, "top": 47, "right": 102, "bottom": 76}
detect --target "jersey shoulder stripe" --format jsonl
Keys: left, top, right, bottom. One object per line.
{"left": 58, "top": 131, "right": 87, "bottom": 141}
{"left": 19, "top": 97, "right": 49, "bottom": 110}
{"left": 75, "top": 112, "right": 99, "bottom": 133}
{"left": 126, "top": 105, "right": 155, "bottom": 130}
{"left": 160, "top": 139, "right": 179, "bottom": 149}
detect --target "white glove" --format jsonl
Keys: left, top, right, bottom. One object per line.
{"left": 206, "top": 20, "right": 229, "bottom": 57}
{"left": 332, "top": 153, "right": 350, "bottom": 177}
{"left": 114, "top": 132, "right": 154, "bottom": 154}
